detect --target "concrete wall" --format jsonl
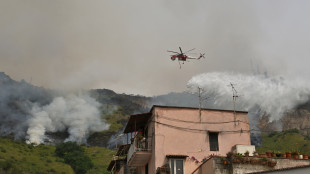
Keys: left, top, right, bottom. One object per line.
{"left": 152, "top": 107, "right": 251, "bottom": 174}
{"left": 233, "top": 145, "right": 256, "bottom": 156}
{"left": 233, "top": 158, "right": 310, "bottom": 174}
{"left": 147, "top": 121, "right": 155, "bottom": 173}
{"left": 197, "top": 157, "right": 217, "bottom": 174}
{"left": 263, "top": 167, "right": 310, "bottom": 174}
{"left": 193, "top": 156, "right": 232, "bottom": 174}
{"left": 208, "top": 156, "right": 310, "bottom": 174}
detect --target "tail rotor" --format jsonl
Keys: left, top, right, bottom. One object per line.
{"left": 198, "top": 53, "right": 206, "bottom": 59}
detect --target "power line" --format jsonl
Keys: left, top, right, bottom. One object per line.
{"left": 154, "top": 120, "right": 289, "bottom": 134}
{"left": 157, "top": 115, "right": 249, "bottom": 125}
{"left": 153, "top": 121, "right": 251, "bottom": 134}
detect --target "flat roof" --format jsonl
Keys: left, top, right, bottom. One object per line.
{"left": 151, "top": 105, "right": 248, "bottom": 113}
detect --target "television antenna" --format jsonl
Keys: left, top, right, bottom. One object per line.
{"left": 186, "top": 86, "right": 213, "bottom": 122}
{"left": 229, "top": 82, "right": 239, "bottom": 126}
{"left": 196, "top": 87, "right": 211, "bottom": 122}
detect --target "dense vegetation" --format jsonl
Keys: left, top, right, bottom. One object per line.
{"left": 55, "top": 142, "right": 93, "bottom": 174}
{"left": 256, "top": 129, "right": 310, "bottom": 154}
{"left": 0, "top": 137, "right": 73, "bottom": 173}
{"left": 0, "top": 137, "right": 114, "bottom": 174}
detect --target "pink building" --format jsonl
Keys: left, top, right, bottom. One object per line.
{"left": 109, "top": 105, "right": 252, "bottom": 174}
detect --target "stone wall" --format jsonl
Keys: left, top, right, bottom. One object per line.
{"left": 198, "top": 156, "right": 310, "bottom": 174}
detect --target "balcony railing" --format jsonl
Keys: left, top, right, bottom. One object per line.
{"left": 112, "top": 155, "right": 127, "bottom": 161}
{"left": 127, "top": 136, "right": 152, "bottom": 166}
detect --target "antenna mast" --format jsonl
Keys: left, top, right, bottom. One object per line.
{"left": 198, "top": 87, "right": 202, "bottom": 122}
{"left": 197, "top": 87, "right": 211, "bottom": 122}
{"left": 187, "top": 86, "right": 210, "bottom": 122}
{"left": 229, "top": 83, "right": 239, "bottom": 126}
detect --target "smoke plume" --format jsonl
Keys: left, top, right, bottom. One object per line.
{"left": 0, "top": 72, "right": 110, "bottom": 145}
{"left": 187, "top": 72, "right": 310, "bottom": 121}
{"left": 27, "top": 94, "right": 110, "bottom": 145}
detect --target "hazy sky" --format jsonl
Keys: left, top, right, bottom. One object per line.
{"left": 1, "top": 0, "right": 310, "bottom": 96}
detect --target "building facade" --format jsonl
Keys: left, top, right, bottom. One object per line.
{"left": 108, "top": 105, "right": 252, "bottom": 174}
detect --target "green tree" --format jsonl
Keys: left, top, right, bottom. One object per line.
{"left": 64, "top": 151, "right": 93, "bottom": 174}
{"left": 55, "top": 142, "right": 84, "bottom": 158}
{"left": 55, "top": 142, "right": 93, "bottom": 174}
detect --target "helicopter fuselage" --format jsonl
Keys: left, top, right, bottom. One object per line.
{"left": 171, "top": 54, "right": 187, "bottom": 61}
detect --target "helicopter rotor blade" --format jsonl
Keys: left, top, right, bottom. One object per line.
{"left": 167, "top": 50, "right": 180, "bottom": 54}
{"left": 179, "top": 47, "right": 183, "bottom": 54}
{"left": 184, "top": 48, "right": 195, "bottom": 53}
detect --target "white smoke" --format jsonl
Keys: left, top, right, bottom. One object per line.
{"left": 187, "top": 72, "right": 310, "bottom": 121}
{"left": 26, "top": 93, "right": 110, "bottom": 145}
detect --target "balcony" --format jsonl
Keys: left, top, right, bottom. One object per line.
{"left": 127, "top": 135, "right": 152, "bottom": 166}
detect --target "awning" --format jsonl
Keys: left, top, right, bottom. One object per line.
{"left": 123, "top": 112, "right": 151, "bottom": 133}
{"left": 166, "top": 154, "right": 189, "bottom": 159}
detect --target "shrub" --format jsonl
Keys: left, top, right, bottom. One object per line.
{"left": 268, "top": 132, "right": 277, "bottom": 138}
{"left": 64, "top": 151, "right": 93, "bottom": 174}
{"left": 55, "top": 142, "right": 84, "bottom": 158}
{"left": 55, "top": 142, "right": 93, "bottom": 174}
{"left": 0, "top": 160, "right": 13, "bottom": 171}
{"left": 49, "top": 168, "right": 56, "bottom": 172}
{"left": 0, "top": 147, "right": 6, "bottom": 153}
{"left": 284, "top": 129, "right": 299, "bottom": 134}
{"left": 40, "top": 151, "right": 49, "bottom": 157}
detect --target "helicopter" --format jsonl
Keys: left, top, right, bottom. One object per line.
{"left": 167, "top": 47, "right": 205, "bottom": 68}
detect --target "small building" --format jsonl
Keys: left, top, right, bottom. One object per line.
{"left": 109, "top": 105, "right": 253, "bottom": 174}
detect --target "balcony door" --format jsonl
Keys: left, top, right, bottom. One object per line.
{"left": 170, "top": 159, "right": 184, "bottom": 174}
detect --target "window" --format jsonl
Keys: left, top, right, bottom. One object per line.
{"left": 145, "top": 163, "right": 148, "bottom": 174}
{"left": 209, "top": 132, "right": 219, "bottom": 151}
{"left": 169, "top": 159, "right": 184, "bottom": 174}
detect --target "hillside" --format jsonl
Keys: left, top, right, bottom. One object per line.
{"left": 0, "top": 72, "right": 152, "bottom": 146}
{"left": 0, "top": 136, "right": 114, "bottom": 174}
{"left": 0, "top": 72, "right": 205, "bottom": 147}
{"left": 282, "top": 109, "right": 310, "bottom": 135}
{"left": 256, "top": 129, "right": 310, "bottom": 154}
{"left": 3, "top": 71, "right": 310, "bottom": 148}
{"left": 0, "top": 136, "right": 73, "bottom": 173}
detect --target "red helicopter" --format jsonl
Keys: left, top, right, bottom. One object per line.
{"left": 168, "top": 47, "right": 205, "bottom": 68}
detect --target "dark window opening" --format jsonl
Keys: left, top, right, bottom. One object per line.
{"left": 145, "top": 163, "right": 148, "bottom": 174}
{"left": 209, "top": 132, "right": 219, "bottom": 151}
{"left": 170, "top": 159, "right": 184, "bottom": 174}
